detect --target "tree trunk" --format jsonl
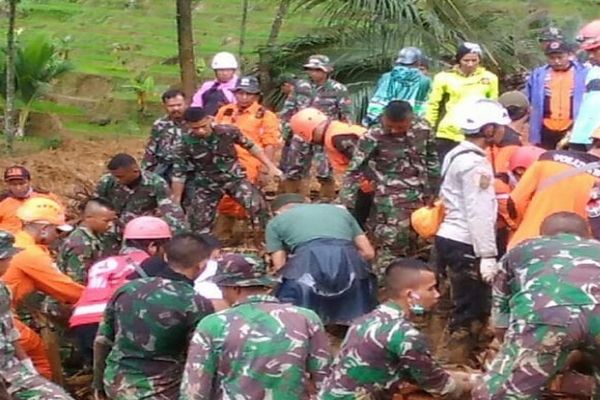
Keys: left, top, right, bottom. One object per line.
{"left": 176, "top": 0, "right": 197, "bottom": 100}
{"left": 4, "top": 0, "right": 17, "bottom": 152}
{"left": 258, "top": 0, "right": 291, "bottom": 96}
{"left": 238, "top": 0, "right": 249, "bottom": 73}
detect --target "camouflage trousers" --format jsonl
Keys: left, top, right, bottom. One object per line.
{"left": 186, "top": 179, "right": 268, "bottom": 234}
{"left": 4, "top": 367, "right": 73, "bottom": 399}
{"left": 105, "top": 369, "right": 182, "bottom": 400}
{"left": 473, "top": 304, "right": 600, "bottom": 400}
{"left": 284, "top": 136, "right": 332, "bottom": 181}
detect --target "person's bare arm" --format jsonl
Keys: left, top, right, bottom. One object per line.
{"left": 354, "top": 234, "right": 375, "bottom": 261}
{"left": 171, "top": 181, "right": 185, "bottom": 205}
{"left": 271, "top": 250, "right": 287, "bottom": 273}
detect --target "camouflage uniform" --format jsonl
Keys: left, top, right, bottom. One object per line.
{"left": 141, "top": 116, "right": 184, "bottom": 183}
{"left": 94, "top": 277, "right": 214, "bottom": 400}
{"left": 473, "top": 233, "right": 600, "bottom": 400}
{"left": 171, "top": 125, "right": 268, "bottom": 233}
{"left": 95, "top": 170, "right": 186, "bottom": 233}
{"left": 339, "top": 119, "right": 439, "bottom": 276}
{"left": 320, "top": 301, "right": 458, "bottom": 399}
{"left": 0, "top": 232, "right": 73, "bottom": 400}
{"left": 179, "top": 253, "right": 332, "bottom": 400}
{"left": 57, "top": 226, "right": 112, "bottom": 284}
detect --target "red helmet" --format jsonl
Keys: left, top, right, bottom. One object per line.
{"left": 509, "top": 146, "right": 546, "bottom": 171}
{"left": 123, "top": 216, "right": 172, "bottom": 240}
{"left": 289, "top": 108, "right": 328, "bottom": 142}
{"left": 577, "top": 20, "right": 600, "bottom": 51}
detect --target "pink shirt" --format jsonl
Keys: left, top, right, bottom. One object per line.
{"left": 191, "top": 76, "right": 238, "bottom": 107}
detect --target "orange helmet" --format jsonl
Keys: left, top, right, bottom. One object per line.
{"left": 577, "top": 20, "right": 600, "bottom": 51}
{"left": 509, "top": 146, "right": 546, "bottom": 172}
{"left": 16, "top": 197, "right": 72, "bottom": 231}
{"left": 123, "top": 216, "right": 172, "bottom": 240}
{"left": 289, "top": 108, "right": 328, "bottom": 142}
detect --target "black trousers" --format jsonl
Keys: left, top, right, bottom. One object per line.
{"left": 540, "top": 126, "right": 569, "bottom": 150}
{"left": 435, "top": 138, "right": 460, "bottom": 164}
{"left": 435, "top": 236, "right": 491, "bottom": 332}
{"left": 72, "top": 323, "right": 99, "bottom": 367}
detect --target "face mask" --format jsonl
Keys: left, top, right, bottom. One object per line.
{"left": 409, "top": 292, "right": 425, "bottom": 316}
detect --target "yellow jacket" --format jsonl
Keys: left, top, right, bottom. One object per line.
{"left": 425, "top": 66, "right": 499, "bottom": 142}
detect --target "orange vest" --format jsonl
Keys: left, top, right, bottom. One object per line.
{"left": 323, "top": 121, "right": 366, "bottom": 172}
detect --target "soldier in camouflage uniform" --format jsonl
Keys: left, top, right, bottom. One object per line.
{"left": 279, "top": 55, "right": 353, "bottom": 199}
{"left": 57, "top": 198, "right": 117, "bottom": 284}
{"left": 0, "top": 231, "right": 74, "bottom": 400}
{"left": 179, "top": 253, "right": 332, "bottom": 400}
{"left": 320, "top": 258, "right": 472, "bottom": 399}
{"left": 473, "top": 213, "right": 600, "bottom": 400}
{"left": 339, "top": 101, "right": 439, "bottom": 277}
{"left": 276, "top": 73, "right": 297, "bottom": 179}
{"left": 141, "top": 89, "right": 187, "bottom": 184}
{"left": 96, "top": 153, "right": 186, "bottom": 234}
{"left": 171, "top": 107, "right": 281, "bottom": 233}
{"left": 93, "top": 233, "right": 214, "bottom": 400}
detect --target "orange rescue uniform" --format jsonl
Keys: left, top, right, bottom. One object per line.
{"left": 215, "top": 101, "right": 281, "bottom": 217}
{"left": 2, "top": 230, "right": 84, "bottom": 378}
{"left": 509, "top": 150, "right": 600, "bottom": 249}
{"left": 0, "top": 191, "right": 61, "bottom": 234}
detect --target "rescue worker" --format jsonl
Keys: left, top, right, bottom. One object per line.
{"left": 277, "top": 73, "right": 298, "bottom": 180}
{"left": 141, "top": 89, "right": 187, "bottom": 183}
{"left": 426, "top": 42, "right": 499, "bottom": 162}
{"left": 526, "top": 40, "right": 588, "bottom": 150}
{"left": 320, "top": 258, "right": 473, "bottom": 399}
{"left": 70, "top": 216, "right": 172, "bottom": 367}
{"left": 2, "top": 197, "right": 82, "bottom": 378}
{"left": 509, "top": 125, "right": 600, "bottom": 249}
{"left": 57, "top": 198, "right": 117, "bottom": 284}
{"left": 570, "top": 19, "right": 600, "bottom": 151}
{"left": 434, "top": 99, "right": 510, "bottom": 364}
{"left": 0, "top": 231, "right": 75, "bottom": 400}
{"left": 191, "top": 51, "right": 239, "bottom": 115}
{"left": 279, "top": 54, "right": 353, "bottom": 199}
{"left": 498, "top": 90, "right": 531, "bottom": 144}
{"left": 364, "top": 47, "right": 432, "bottom": 126}
{"left": 0, "top": 166, "right": 60, "bottom": 234}
{"left": 93, "top": 233, "right": 213, "bottom": 400}
{"left": 289, "top": 107, "right": 372, "bottom": 227}
{"left": 170, "top": 107, "right": 281, "bottom": 234}
{"left": 473, "top": 212, "right": 600, "bottom": 399}
{"left": 214, "top": 76, "right": 281, "bottom": 242}
{"left": 96, "top": 153, "right": 186, "bottom": 233}
{"left": 267, "top": 194, "right": 377, "bottom": 326}
{"left": 179, "top": 253, "right": 332, "bottom": 399}
{"left": 340, "top": 101, "right": 439, "bottom": 277}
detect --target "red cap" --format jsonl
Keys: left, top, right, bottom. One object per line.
{"left": 4, "top": 166, "right": 31, "bottom": 182}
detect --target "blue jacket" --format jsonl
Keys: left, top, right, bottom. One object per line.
{"left": 526, "top": 62, "right": 588, "bottom": 144}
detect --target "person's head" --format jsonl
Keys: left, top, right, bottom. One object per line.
{"left": 509, "top": 146, "right": 545, "bottom": 181}
{"left": 540, "top": 212, "right": 591, "bottom": 238}
{"left": 460, "top": 99, "right": 511, "bottom": 147}
{"left": 198, "top": 233, "right": 222, "bottom": 260}
{"left": 498, "top": 91, "right": 530, "bottom": 122}
{"left": 303, "top": 55, "right": 332, "bottom": 84}
{"left": 271, "top": 193, "right": 306, "bottom": 215}
{"left": 183, "top": 107, "right": 213, "bottom": 138}
{"left": 456, "top": 42, "right": 483, "bottom": 76}
{"left": 17, "top": 197, "right": 72, "bottom": 246}
{"left": 577, "top": 20, "right": 600, "bottom": 65}
{"left": 545, "top": 41, "right": 571, "bottom": 71}
{"left": 289, "top": 107, "right": 329, "bottom": 144}
{"left": 161, "top": 89, "right": 186, "bottom": 121}
{"left": 165, "top": 233, "right": 212, "bottom": 280}
{"left": 0, "top": 231, "right": 21, "bottom": 277}
{"left": 123, "top": 216, "right": 172, "bottom": 257}
{"left": 81, "top": 198, "right": 117, "bottom": 235}
{"left": 4, "top": 166, "right": 32, "bottom": 199}
{"left": 107, "top": 154, "right": 140, "bottom": 186}
{"left": 385, "top": 258, "right": 439, "bottom": 316}
{"left": 278, "top": 73, "right": 297, "bottom": 96}
{"left": 382, "top": 100, "right": 414, "bottom": 136}
{"left": 233, "top": 76, "right": 261, "bottom": 109}
{"left": 212, "top": 253, "right": 279, "bottom": 305}
{"left": 211, "top": 52, "right": 238, "bottom": 83}
{"left": 395, "top": 47, "right": 423, "bottom": 67}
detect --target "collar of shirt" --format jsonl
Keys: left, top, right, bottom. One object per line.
{"left": 78, "top": 225, "right": 100, "bottom": 242}
{"left": 233, "top": 294, "right": 280, "bottom": 307}
{"left": 457, "top": 140, "right": 487, "bottom": 155}
{"left": 379, "top": 301, "right": 405, "bottom": 318}
{"left": 234, "top": 101, "right": 261, "bottom": 116}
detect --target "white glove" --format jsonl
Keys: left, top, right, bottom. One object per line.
{"left": 480, "top": 258, "right": 499, "bottom": 283}
{"left": 21, "top": 358, "right": 37, "bottom": 374}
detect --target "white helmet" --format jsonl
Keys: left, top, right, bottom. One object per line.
{"left": 211, "top": 52, "right": 238, "bottom": 70}
{"left": 459, "top": 99, "right": 511, "bottom": 135}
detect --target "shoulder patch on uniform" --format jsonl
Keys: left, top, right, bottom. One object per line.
{"left": 477, "top": 171, "right": 492, "bottom": 189}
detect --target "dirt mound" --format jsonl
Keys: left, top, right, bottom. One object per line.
{"left": 0, "top": 137, "right": 145, "bottom": 201}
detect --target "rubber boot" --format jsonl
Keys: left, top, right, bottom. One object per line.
{"left": 318, "top": 178, "right": 337, "bottom": 202}
{"left": 213, "top": 214, "right": 236, "bottom": 246}
{"left": 436, "top": 328, "right": 473, "bottom": 366}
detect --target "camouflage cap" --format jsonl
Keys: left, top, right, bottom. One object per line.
{"left": 212, "top": 253, "right": 279, "bottom": 287}
{"left": 303, "top": 54, "right": 333, "bottom": 72}
{"left": 0, "top": 231, "right": 21, "bottom": 260}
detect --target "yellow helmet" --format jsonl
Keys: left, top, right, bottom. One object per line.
{"left": 16, "top": 197, "right": 72, "bottom": 232}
